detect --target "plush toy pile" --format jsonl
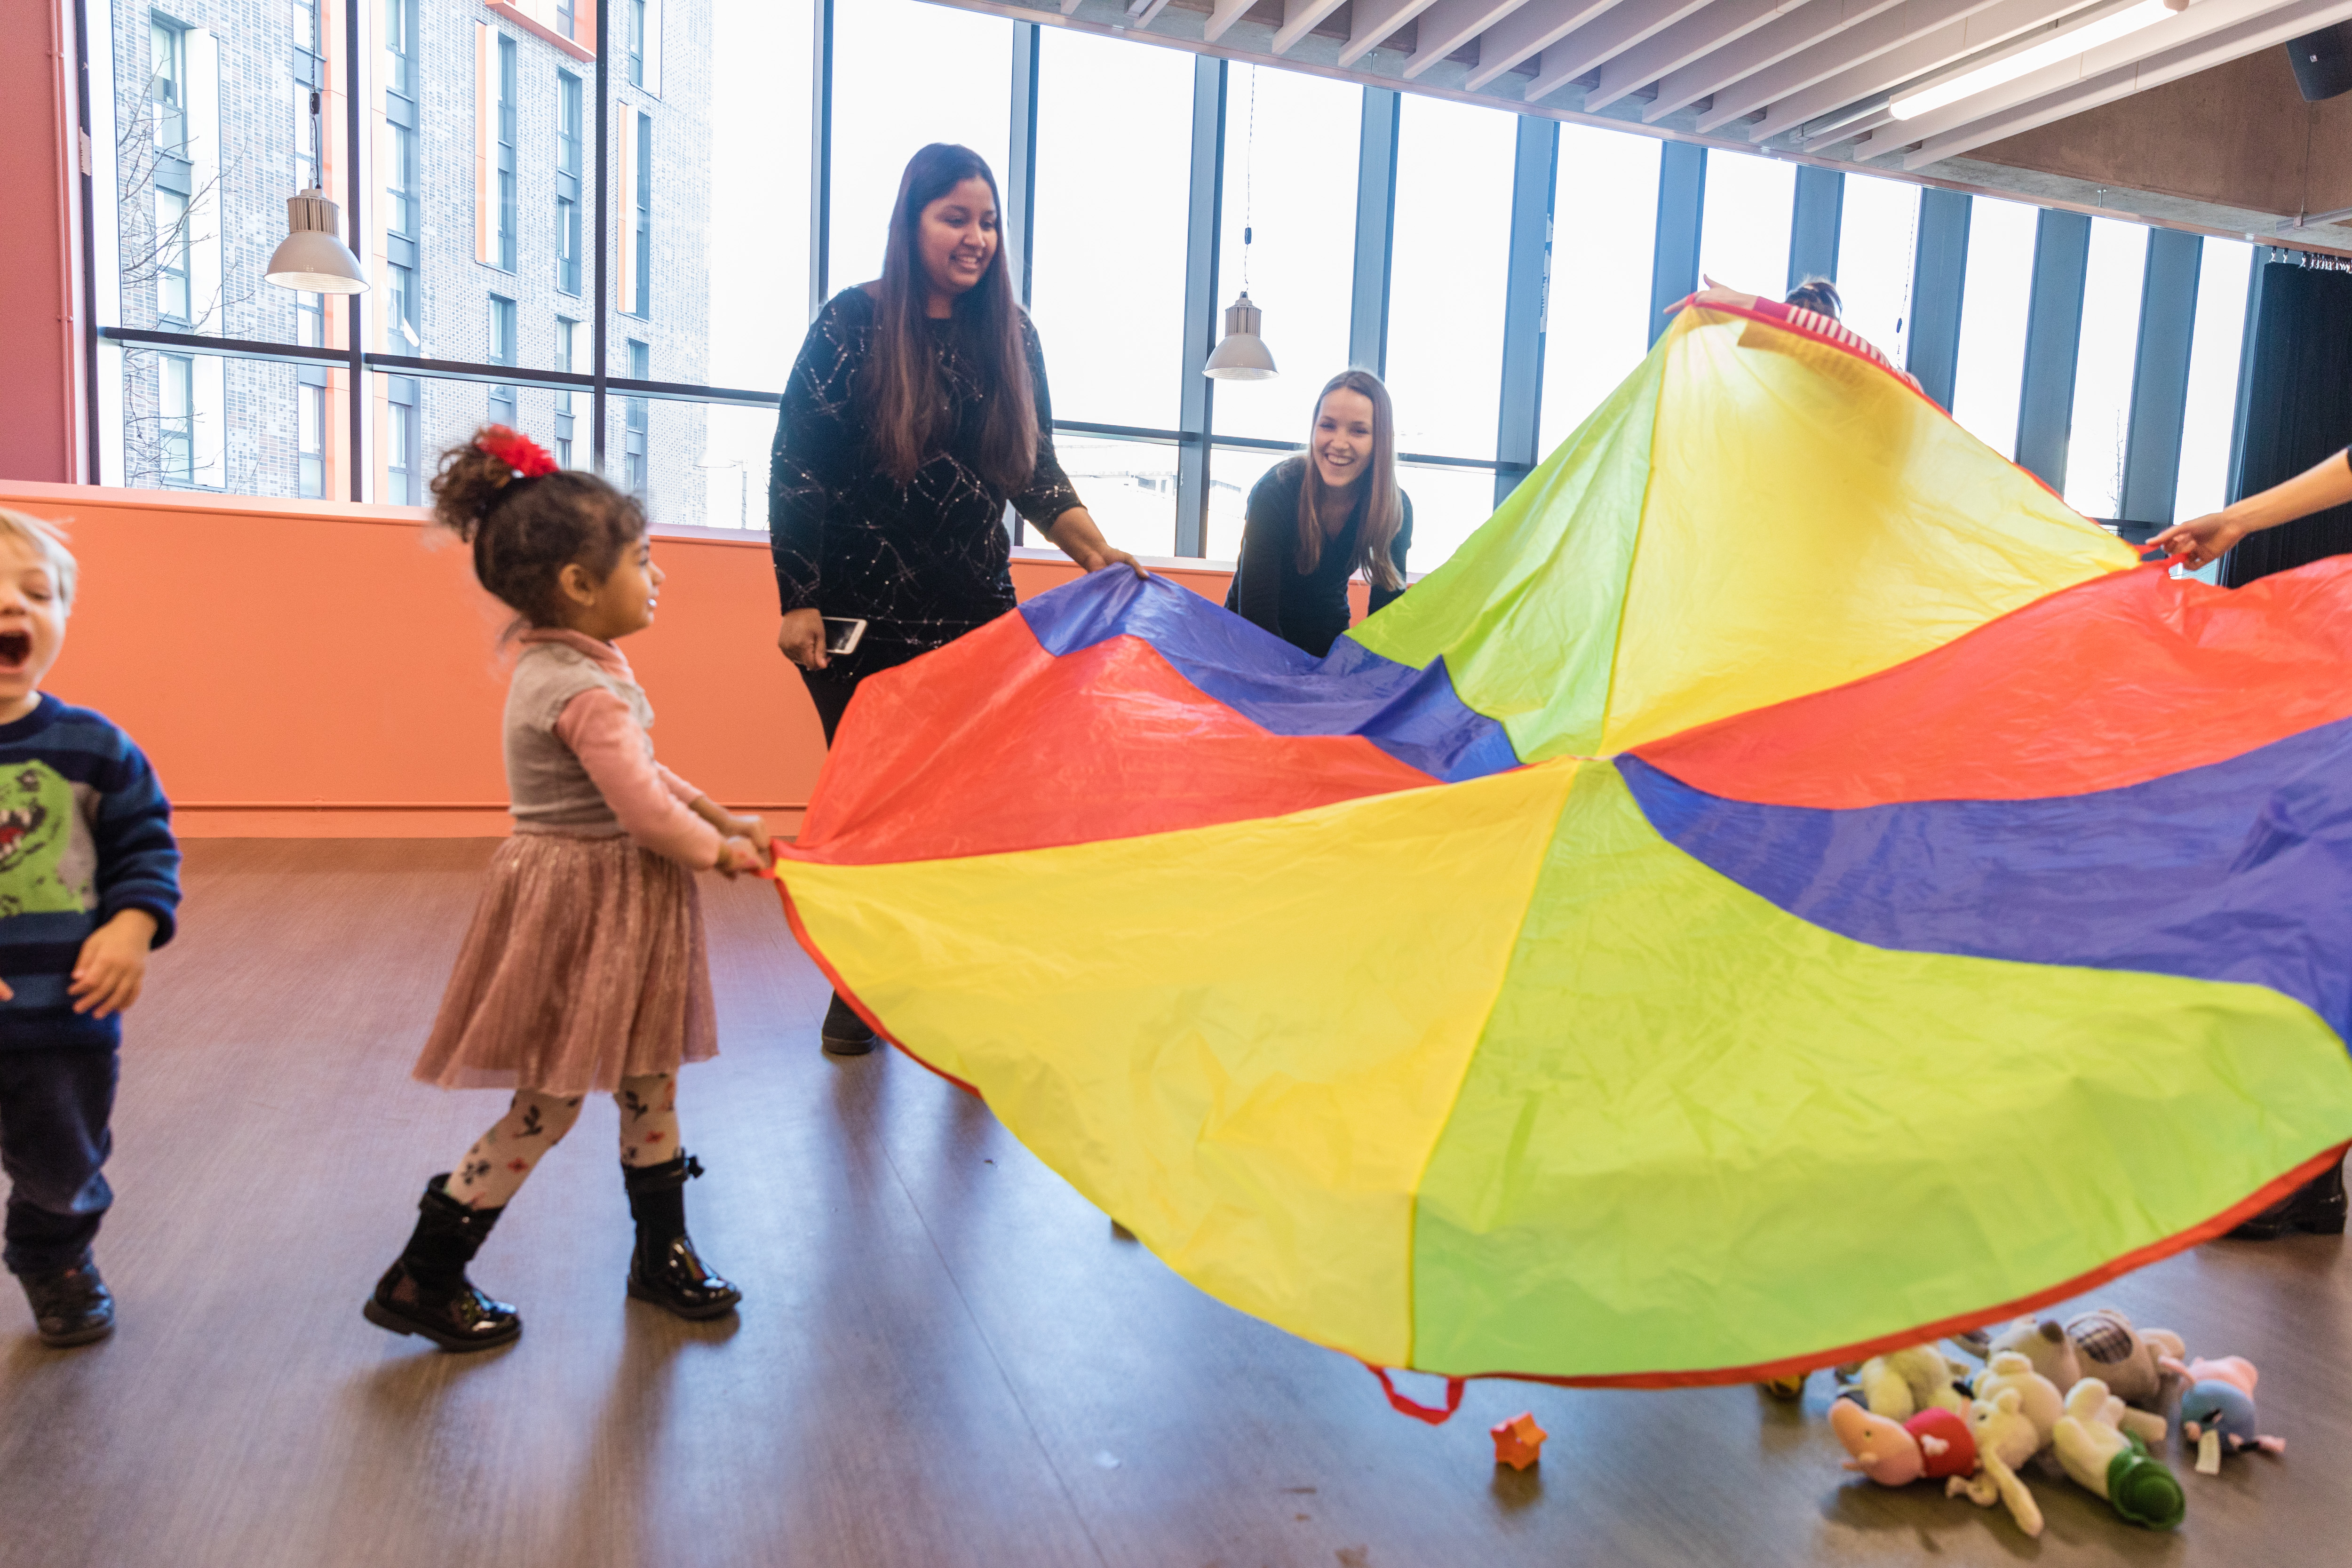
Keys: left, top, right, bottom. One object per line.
{"left": 1807, "top": 1306, "right": 2287, "bottom": 1535}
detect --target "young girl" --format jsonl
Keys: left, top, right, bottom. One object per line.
{"left": 365, "top": 426, "right": 766, "bottom": 1352}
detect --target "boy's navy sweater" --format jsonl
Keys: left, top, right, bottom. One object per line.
{"left": 0, "top": 694, "right": 180, "bottom": 1050}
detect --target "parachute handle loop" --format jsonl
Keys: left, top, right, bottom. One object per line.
{"left": 1366, "top": 1363, "right": 1466, "bottom": 1425}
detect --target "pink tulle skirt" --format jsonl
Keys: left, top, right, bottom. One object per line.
{"left": 412, "top": 834, "right": 717, "bottom": 1095}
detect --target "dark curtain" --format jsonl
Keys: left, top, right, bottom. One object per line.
{"left": 2224, "top": 261, "right": 2352, "bottom": 587}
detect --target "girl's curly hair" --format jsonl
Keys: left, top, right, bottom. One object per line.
{"left": 428, "top": 430, "right": 646, "bottom": 628}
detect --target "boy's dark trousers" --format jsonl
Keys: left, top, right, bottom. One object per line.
{"left": 0, "top": 1047, "right": 117, "bottom": 1277}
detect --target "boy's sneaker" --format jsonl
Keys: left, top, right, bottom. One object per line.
{"left": 2229, "top": 1156, "right": 2348, "bottom": 1240}
{"left": 22, "top": 1262, "right": 115, "bottom": 1347}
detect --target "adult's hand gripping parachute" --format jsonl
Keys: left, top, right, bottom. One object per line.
{"left": 773, "top": 301, "right": 2352, "bottom": 1390}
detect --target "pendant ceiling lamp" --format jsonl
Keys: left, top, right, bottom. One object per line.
{"left": 266, "top": 92, "right": 368, "bottom": 294}
{"left": 1205, "top": 70, "right": 1275, "bottom": 382}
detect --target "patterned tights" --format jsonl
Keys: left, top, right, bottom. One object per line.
{"left": 446, "top": 1073, "right": 682, "bottom": 1210}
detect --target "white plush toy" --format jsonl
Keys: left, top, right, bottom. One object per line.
{"left": 1854, "top": 1343, "right": 1972, "bottom": 1420}
{"left": 1969, "top": 1351, "right": 2063, "bottom": 1450}
{"left": 1945, "top": 1387, "right": 2045, "bottom": 1537}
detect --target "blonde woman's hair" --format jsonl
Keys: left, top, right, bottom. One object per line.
{"left": 1296, "top": 370, "right": 1405, "bottom": 591}
{"left": 0, "top": 509, "right": 78, "bottom": 613}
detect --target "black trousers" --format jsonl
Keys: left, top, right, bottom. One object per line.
{"left": 801, "top": 669, "right": 862, "bottom": 748}
{"left": 0, "top": 1046, "right": 118, "bottom": 1277}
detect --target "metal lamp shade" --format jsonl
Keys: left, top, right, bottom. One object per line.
{"left": 265, "top": 190, "right": 369, "bottom": 294}
{"left": 1204, "top": 293, "right": 1277, "bottom": 381}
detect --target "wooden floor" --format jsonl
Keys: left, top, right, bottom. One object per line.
{"left": 1, "top": 840, "right": 2345, "bottom": 1567}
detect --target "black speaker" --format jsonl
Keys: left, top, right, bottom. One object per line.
{"left": 2288, "top": 25, "right": 2352, "bottom": 102}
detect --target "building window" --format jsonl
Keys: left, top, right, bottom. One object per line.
{"left": 385, "top": 0, "right": 416, "bottom": 98}
{"left": 295, "top": 289, "right": 323, "bottom": 348}
{"left": 628, "top": 0, "right": 648, "bottom": 87}
{"left": 557, "top": 72, "right": 582, "bottom": 297}
{"left": 558, "top": 0, "right": 575, "bottom": 39}
{"left": 159, "top": 353, "right": 194, "bottom": 485}
{"left": 387, "top": 118, "right": 418, "bottom": 239}
{"left": 496, "top": 34, "right": 518, "bottom": 272}
{"left": 489, "top": 294, "right": 517, "bottom": 427}
{"left": 387, "top": 262, "right": 418, "bottom": 349}
{"left": 554, "top": 317, "right": 579, "bottom": 468}
{"left": 624, "top": 338, "right": 649, "bottom": 495}
{"left": 297, "top": 372, "right": 326, "bottom": 498}
{"left": 150, "top": 15, "right": 187, "bottom": 156}
{"left": 156, "top": 188, "right": 191, "bottom": 324}
{"left": 387, "top": 375, "right": 421, "bottom": 505}
{"left": 633, "top": 111, "right": 653, "bottom": 317}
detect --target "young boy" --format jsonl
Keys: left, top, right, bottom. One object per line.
{"left": 0, "top": 509, "right": 179, "bottom": 1346}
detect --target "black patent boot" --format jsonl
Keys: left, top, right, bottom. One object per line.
{"left": 363, "top": 1175, "right": 523, "bottom": 1352}
{"left": 21, "top": 1258, "right": 115, "bottom": 1347}
{"left": 820, "top": 992, "right": 877, "bottom": 1056}
{"left": 2229, "top": 1154, "right": 2348, "bottom": 1240}
{"left": 623, "top": 1154, "right": 741, "bottom": 1320}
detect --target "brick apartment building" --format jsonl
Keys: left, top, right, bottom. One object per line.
{"left": 108, "top": 0, "right": 713, "bottom": 522}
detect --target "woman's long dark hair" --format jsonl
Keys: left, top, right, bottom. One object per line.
{"left": 1297, "top": 370, "right": 1405, "bottom": 591}
{"left": 862, "top": 143, "right": 1037, "bottom": 492}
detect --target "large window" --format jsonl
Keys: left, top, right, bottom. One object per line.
{"left": 1950, "top": 196, "right": 2039, "bottom": 457}
{"left": 827, "top": 0, "right": 1010, "bottom": 292}
{"left": 80, "top": 5, "right": 2254, "bottom": 547}
{"left": 1540, "top": 123, "right": 1659, "bottom": 454}
{"left": 1211, "top": 66, "right": 1361, "bottom": 447}
{"left": 1030, "top": 30, "right": 1194, "bottom": 436}
{"left": 2064, "top": 219, "right": 2150, "bottom": 519}
{"left": 1698, "top": 149, "right": 1795, "bottom": 300}
{"left": 2173, "top": 239, "right": 2255, "bottom": 523}
{"left": 1836, "top": 174, "right": 1920, "bottom": 366}
{"left": 1387, "top": 95, "right": 1514, "bottom": 463}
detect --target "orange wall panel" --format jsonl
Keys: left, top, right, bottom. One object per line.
{"left": 0, "top": 484, "right": 1238, "bottom": 837}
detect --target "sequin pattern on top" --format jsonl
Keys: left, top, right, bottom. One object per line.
{"left": 768, "top": 288, "right": 1084, "bottom": 679}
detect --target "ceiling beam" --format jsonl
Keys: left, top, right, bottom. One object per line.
{"left": 1676, "top": 0, "right": 1912, "bottom": 132}
{"left": 1202, "top": 0, "right": 1257, "bottom": 42}
{"left": 1461, "top": 0, "right": 1634, "bottom": 88}
{"left": 1744, "top": 0, "right": 2095, "bottom": 141}
{"left": 1272, "top": 0, "right": 1355, "bottom": 52}
{"left": 1405, "top": 0, "right": 1542, "bottom": 78}
{"left": 1636, "top": 0, "right": 1820, "bottom": 117}
{"left": 1340, "top": 0, "right": 1446, "bottom": 62}
{"left": 1892, "top": 0, "right": 2352, "bottom": 164}
{"left": 1523, "top": 0, "right": 1721, "bottom": 103}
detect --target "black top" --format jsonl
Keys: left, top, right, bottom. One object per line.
{"left": 1225, "top": 455, "right": 1413, "bottom": 658}
{"left": 768, "top": 287, "right": 1083, "bottom": 677}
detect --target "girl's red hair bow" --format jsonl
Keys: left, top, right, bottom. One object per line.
{"left": 477, "top": 425, "right": 558, "bottom": 480}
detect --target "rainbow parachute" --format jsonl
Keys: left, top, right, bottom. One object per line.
{"left": 773, "top": 302, "right": 2352, "bottom": 1394}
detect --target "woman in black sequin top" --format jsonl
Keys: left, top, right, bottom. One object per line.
{"left": 769, "top": 143, "right": 1139, "bottom": 732}
{"left": 768, "top": 143, "right": 1140, "bottom": 1055}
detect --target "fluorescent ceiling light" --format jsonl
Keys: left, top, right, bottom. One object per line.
{"left": 1891, "top": 0, "right": 2186, "bottom": 120}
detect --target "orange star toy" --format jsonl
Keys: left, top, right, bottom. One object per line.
{"left": 1491, "top": 1412, "right": 1547, "bottom": 1471}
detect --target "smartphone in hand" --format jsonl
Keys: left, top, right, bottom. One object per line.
{"left": 821, "top": 616, "right": 867, "bottom": 656}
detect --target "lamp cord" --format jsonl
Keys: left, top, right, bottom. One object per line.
{"left": 1242, "top": 68, "right": 1256, "bottom": 294}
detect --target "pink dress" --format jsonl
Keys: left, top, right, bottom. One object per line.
{"left": 412, "top": 629, "right": 725, "bottom": 1095}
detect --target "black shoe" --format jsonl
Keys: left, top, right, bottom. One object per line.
{"left": 623, "top": 1153, "right": 742, "bottom": 1320}
{"left": 362, "top": 1174, "right": 523, "bottom": 1352}
{"left": 2229, "top": 1155, "right": 2348, "bottom": 1240}
{"left": 821, "top": 991, "right": 877, "bottom": 1056}
{"left": 22, "top": 1260, "right": 114, "bottom": 1347}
